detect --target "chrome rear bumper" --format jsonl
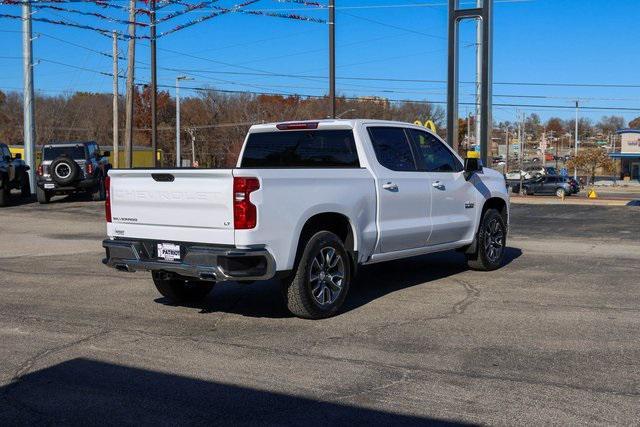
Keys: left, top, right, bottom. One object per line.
{"left": 102, "top": 238, "right": 276, "bottom": 282}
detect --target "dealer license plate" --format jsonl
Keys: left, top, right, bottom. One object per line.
{"left": 44, "top": 183, "right": 55, "bottom": 189}
{"left": 157, "top": 243, "right": 181, "bottom": 261}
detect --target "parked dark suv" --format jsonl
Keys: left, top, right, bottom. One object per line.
{"left": 0, "top": 143, "right": 31, "bottom": 206}
{"left": 36, "top": 141, "right": 111, "bottom": 204}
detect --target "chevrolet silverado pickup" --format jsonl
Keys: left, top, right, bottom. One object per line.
{"left": 103, "top": 120, "right": 509, "bottom": 319}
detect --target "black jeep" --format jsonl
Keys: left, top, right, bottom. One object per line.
{"left": 36, "top": 141, "right": 111, "bottom": 204}
{"left": 0, "top": 143, "right": 31, "bottom": 207}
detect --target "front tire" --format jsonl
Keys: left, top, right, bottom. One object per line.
{"left": 36, "top": 186, "right": 51, "bottom": 204}
{"left": 556, "top": 188, "right": 566, "bottom": 198}
{"left": 283, "top": 231, "right": 351, "bottom": 319}
{"left": 152, "top": 271, "right": 214, "bottom": 303}
{"left": 467, "top": 209, "right": 507, "bottom": 271}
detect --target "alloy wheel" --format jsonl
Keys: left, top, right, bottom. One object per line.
{"left": 309, "top": 246, "right": 345, "bottom": 306}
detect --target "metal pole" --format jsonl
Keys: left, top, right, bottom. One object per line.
{"left": 176, "top": 78, "right": 181, "bottom": 168}
{"left": 505, "top": 126, "right": 509, "bottom": 173}
{"left": 124, "top": 0, "right": 136, "bottom": 169}
{"left": 190, "top": 129, "right": 196, "bottom": 166}
{"left": 518, "top": 113, "right": 524, "bottom": 195}
{"left": 112, "top": 31, "right": 120, "bottom": 168}
{"left": 150, "top": 0, "right": 158, "bottom": 167}
{"left": 328, "top": 0, "right": 336, "bottom": 119}
{"left": 475, "top": 0, "right": 482, "bottom": 150}
{"left": 446, "top": 0, "right": 459, "bottom": 151}
{"left": 22, "top": 0, "right": 36, "bottom": 194}
{"left": 574, "top": 100, "right": 579, "bottom": 180}
{"left": 479, "top": 0, "right": 493, "bottom": 165}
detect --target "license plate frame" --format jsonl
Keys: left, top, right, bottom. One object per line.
{"left": 44, "top": 183, "right": 55, "bottom": 189}
{"left": 157, "top": 243, "right": 181, "bottom": 262}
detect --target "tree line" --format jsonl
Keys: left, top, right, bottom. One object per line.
{"left": 1, "top": 88, "right": 637, "bottom": 167}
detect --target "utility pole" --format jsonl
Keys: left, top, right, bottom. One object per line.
{"left": 22, "top": 0, "right": 36, "bottom": 194}
{"left": 188, "top": 128, "right": 196, "bottom": 166}
{"left": 475, "top": 0, "right": 482, "bottom": 150}
{"left": 123, "top": 0, "right": 136, "bottom": 169}
{"left": 112, "top": 31, "right": 119, "bottom": 168}
{"left": 518, "top": 111, "right": 524, "bottom": 196}
{"left": 175, "top": 76, "right": 192, "bottom": 167}
{"left": 150, "top": 0, "right": 158, "bottom": 167}
{"left": 505, "top": 126, "right": 509, "bottom": 173}
{"left": 328, "top": 0, "right": 336, "bottom": 119}
{"left": 574, "top": 100, "right": 579, "bottom": 180}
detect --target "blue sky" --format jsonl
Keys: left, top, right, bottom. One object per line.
{"left": 0, "top": 0, "right": 639, "bottom": 124}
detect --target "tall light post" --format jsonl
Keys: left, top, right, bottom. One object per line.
{"left": 175, "top": 76, "right": 193, "bottom": 167}
{"left": 328, "top": 0, "right": 335, "bottom": 119}
{"left": 574, "top": 100, "right": 579, "bottom": 180}
{"left": 22, "top": 0, "right": 36, "bottom": 193}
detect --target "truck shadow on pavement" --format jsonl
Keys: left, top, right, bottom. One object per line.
{"left": 155, "top": 248, "right": 522, "bottom": 319}
{"left": 0, "top": 358, "right": 473, "bottom": 426}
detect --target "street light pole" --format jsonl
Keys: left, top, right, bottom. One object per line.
{"left": 22, "top": 0, "right": 36, "bottom": 193}
{"left": 328, "top": 0, "right": 336, "bottom": 119}
{"left": 150, "top": 0, "right": 158, "bottom": 167}
{"left": 574, "top": 100, "right": 579, "bottom": 180}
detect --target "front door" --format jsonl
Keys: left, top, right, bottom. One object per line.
{"left": 367, "top": 126, "right": 432, "bottom": 253}
{"left": 407, "top": 129, "right": 476, "bottom": 246}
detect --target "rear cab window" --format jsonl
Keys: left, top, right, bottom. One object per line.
{"left": 366, "top": 127, "right": 417, "bottom": 172}
{"left": 241, "top": 129, "right": 359, "bottom": 168}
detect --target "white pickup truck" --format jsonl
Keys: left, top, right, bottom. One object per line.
{"left": 103, "top": 120, "right": 509, "bottom": 319}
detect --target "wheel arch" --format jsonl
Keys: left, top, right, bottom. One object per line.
{"left": 293, "top": 212, "right": 358, "bottom": 275}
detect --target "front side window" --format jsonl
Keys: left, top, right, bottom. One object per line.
{"left": 1, "top": 145, "right": 11, "bottom": 159}
{"left": 367, "top": 127, "right": 417, "bottom": 172}
{"left": 408, "top": 129, "right": 462, "bottom": 172}
{"left": 241, "top": 130, "right": 359, "bottom": 168}
{"left": 87, "top": 144, "right": 97, "bottom": 159}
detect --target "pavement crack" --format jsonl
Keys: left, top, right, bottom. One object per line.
{"left": 450, "top": 278, "right": 480, "bottom": 315}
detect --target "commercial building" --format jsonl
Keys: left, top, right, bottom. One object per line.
{"left": 610, "top": 129, "right": 640, "bottom": 181}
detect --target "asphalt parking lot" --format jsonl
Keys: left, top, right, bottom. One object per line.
{"left": 1, "top": 196, "right": 639, "bottom": 425}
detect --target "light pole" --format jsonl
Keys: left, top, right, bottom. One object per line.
{"left": 175, "top": 76, "right": 193, "bottom": 167}
{"left": 574, "top": 100, "right": 579, "bottom": 180}
{"left": 328, "top": 0, "right": 335, "bottom": 119}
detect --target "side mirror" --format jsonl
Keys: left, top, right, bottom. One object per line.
{"left": 464, "top": 152, "right": 482, "bottom": 180}
{"left": 14, "top": 153, "right": 22, "bottom": 160}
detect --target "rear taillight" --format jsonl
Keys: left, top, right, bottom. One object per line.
{"left": 36, "top": 164, "right": 43, "bottom": 176}
{"left": 105, "top": 175, "right": 112, "bottom": 223}
{"left": 86, "top": 162, "right": 94, "bottom": 175}
{"left": 233, "top": 177, "right": 259, "bottom": 230}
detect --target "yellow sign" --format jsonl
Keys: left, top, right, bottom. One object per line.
{"left": 466, "top": 151, "right": 480, "bottom": 159}
{"left": 413, "top": 120, "right": 437, "bottom": 132}
{"left": 588, "top": 188, "right": 598, "bottom": 199}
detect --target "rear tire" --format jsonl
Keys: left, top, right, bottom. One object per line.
{"left": 36, "top": 186, "right": 51, "bottom": 204}
{"left": 92, "top": 176, "right": 105, "bottom": 201}
{"left": 466, "top": 208, "right": 507, "bottom": 271}
{"left": 556, "top": 188, "right": 566, "bottom": 198}
{"left": 20, "top": 172, "right": 31, "bottom": 198}
{"left": 283, "top": 231, "right": 351, "bottom": 320}
{"left": 0, "top": 186, "right": 8, "bottom": 207}
{"left": 152, "top": 271, "right": 214, "bottom": 303}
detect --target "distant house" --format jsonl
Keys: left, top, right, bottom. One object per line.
{"left": 610, "top": 129, "right": 640, "bottom": 180}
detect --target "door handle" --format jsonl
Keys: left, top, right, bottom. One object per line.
{"left": 382, "top": 182, "right": 398, "bottom": 191}
{"left": 432, "top": 181, "right": 445, "bottom": 190}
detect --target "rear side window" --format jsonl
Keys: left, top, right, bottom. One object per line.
{"left": 1, "top": 145, "right": 10, "bottom": 158}
{"left": 241, "top": 130, "right": 359, "bottom": 168}
{"left": 367, "top": 127, "right": 417, "bottom": 171}
{"left": 43, "top": 145, "right": 86, "bottom": 161}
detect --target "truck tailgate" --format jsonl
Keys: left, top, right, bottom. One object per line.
{"left": 107, "top": 169, "right": 235, "bottom": 245}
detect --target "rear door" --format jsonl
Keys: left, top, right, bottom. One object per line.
{"left": 407, "top": 129, "right": 476, "bottom": 246}
{"left": 107, "top": 169, "right": 236, "bottom": 244}
{"left": 367, "top": 126, "right": 432, "bottom": 253}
